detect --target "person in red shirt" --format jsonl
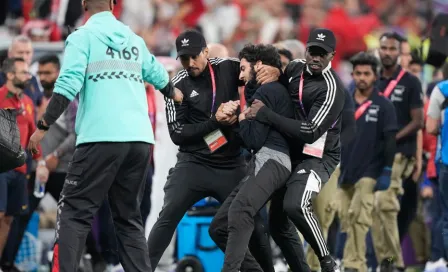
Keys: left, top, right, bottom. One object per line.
{"left": 140, "top": 83, "right": 157, "bottom": 227}
{"left": 0, "top": 58, "right": 49, "bottom": 260}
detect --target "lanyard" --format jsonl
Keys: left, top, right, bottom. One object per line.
{"left": 354, "top": 100, "right": 372, "bottom": 120}
{"left": 208, "top": 62, "right": 216, "bottom": 117}
{"left": 298, "top": 73, "right": 337, "bottom": 128}
{"left": 298, "top": 73, "right": 306, "bottom": 116}
{"left": 383, "top": 69, "right": 406, "bottom": 98}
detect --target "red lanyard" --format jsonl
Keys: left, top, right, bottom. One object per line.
{"left": 383, "top": 69, "right": 406, "bottom": 98}
{"left": 354, "top": 100, "right": 373, "bottom": 120}
{"left": 208, "top": 62, "right": 216, "bottom": 117}
{"left": 298, "top": 73, "right": 306, "bottom": 116}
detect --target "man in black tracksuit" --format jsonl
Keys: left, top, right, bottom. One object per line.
{"left": 248, "top": 28, "right": 345, "bottom": 272}
{"left": 208, "top": 44, "right": 295, "bottom": 272}
{"left": 146, "top": 29, "right": 273, "bottom": 272}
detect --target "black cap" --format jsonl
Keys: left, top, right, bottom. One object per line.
{"left": 176, "top": 29, "right": 207, "bottom": 59}
{"left": 306, "top": 28, "right": 336, "bottom": 53}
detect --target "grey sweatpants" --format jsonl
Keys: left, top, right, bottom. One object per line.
{"left": 209, "top": 147, "right": 294, "bottom": 272}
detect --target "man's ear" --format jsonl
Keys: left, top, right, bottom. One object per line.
{"left": 6, "top": 71, "right": 14, "bottom": 81}
{"left": 255, "top": 60, "right": 263, "bottom": 69}
{"left": 203, "top": 47, "right": 209, "bottom": 58}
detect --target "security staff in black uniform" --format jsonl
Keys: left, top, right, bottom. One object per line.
{"left": 338, "top": 52, "right": 397, "bottom": 272}
{"left": 248, "top": 28, "right": 345, "bottom": 272}
{"left": 146, "top": 30, "right": 273, "bottom": 272}
{"left": 371, "top": 32, "right": 424, "bottom": 271}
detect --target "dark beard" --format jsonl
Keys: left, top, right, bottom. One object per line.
{"left": 358, "top": 83, "right": 374, "bottom": 94}
{"left": 41, "top": 81, "right": 55, "bottom": 93}
{"left": 42, "top": 81, "right": 55, "bottom": 98}
{"left": 381, "top": 57, "right": 398, "bottom": 69}
{"left": 382, "top": 63, "right": 395, "bottom": 69}
{"left": 13, "top": 80, "right": 28, "bottom": 90}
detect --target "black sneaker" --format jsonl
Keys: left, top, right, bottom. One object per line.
{"left": 320, "top": 255, "right": 340, "bottom": 272}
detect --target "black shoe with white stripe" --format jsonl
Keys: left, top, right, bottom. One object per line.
{"left": 320, "top": 255, "right": 340, "bottom": 272}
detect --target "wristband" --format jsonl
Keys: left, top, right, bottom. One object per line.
{"left": 37, "top": 119, "right": 50, "bottom": 131}
{"left": 38, "top": 160, "right": 46, "bottom": 167}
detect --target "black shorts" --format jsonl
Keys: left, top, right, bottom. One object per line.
{"left": 0, "top": 170, "right": 28, "bottom": 216}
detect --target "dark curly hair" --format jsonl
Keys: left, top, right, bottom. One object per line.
{"left": 350, "top": 52, "right": 379, "bottom": 75}
{"left": 238, "top": 43, "right": 282, "bottom": 70}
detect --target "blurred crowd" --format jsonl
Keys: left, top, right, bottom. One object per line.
{"left": 0, "top": 0, "right": 445, "bottom": 68}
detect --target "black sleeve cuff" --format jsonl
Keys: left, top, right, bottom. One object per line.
{"left": 159, "top": 81, "right": 174, "bottom": 98}
{"left": 43, "top": 93, "right": 71, "bottom": 125}
{"left": 209, "top": 115, "right": 221, "bottom": 128}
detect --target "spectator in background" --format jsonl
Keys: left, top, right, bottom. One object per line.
{"left": 198, "top": 0, "right": 241, "bottom": 44}
{"left": 21, "top": 18, "right": 62, "bottom": 42}
{"left": 7, "top": 0, "right": 23, "bottom": 20}
{"left": 0, "top": 58, "right": 49, "bottom": 271}
{"left": 120, "top": 0, "right": 154, "bottom": 35}
{"left": 426, "top": 76, "right": 448, "bottom": 266}
{"left": 144, "top": 0, "right": 178, "bottom": 56}
{"left": 169, "top": 0, "right": 206, "bottom": 31}
{"left": 208, "top": 43, "right": 230, "bottom": 58}
{"left": 17, "top": 0, "right": 62, "bottom": 42}
{"left": 400, "top": 40, "right": 412, "bottom": 71}
{"left": 1, "top": 35, "right": 43, "bottom": 116}
{"left": 66, "top": 0, "right": 95, "bottom": 33}
{"left": 258, "top": 0, "right": 294, "bottom": 44}
{"left": 339, "top": 51, "right": 397, "bottom": 272}
{"left": 433, "top": 69, "right": 444, "bottom": 83}
{"left": 1, "top": 55, "right": 77, "bottom": 271}
{"left": 277, "top": 48, "right": 293, "bottom": 71}
{"left": 373, "top": 32, "right": 424, "bottom": 272}
{"left": 284, "top": 0, "right": 301, "bottom": 22}
{"left": 281, "top": 39, "right": 305, "bottom": 59}
{"left": 2, "top": 36, "right": 43, "bottom": 191}
{"left": 426, "top": 64, "right": 448, "bottom": 98}
{"left": 37, "top": 55, "right": 61, "bottom": 120}
{"left": 424, "top": 62, "right": 448, "bottom": 272}
{"left": 408, "top": 53, "right": 424, "bottom": 82}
